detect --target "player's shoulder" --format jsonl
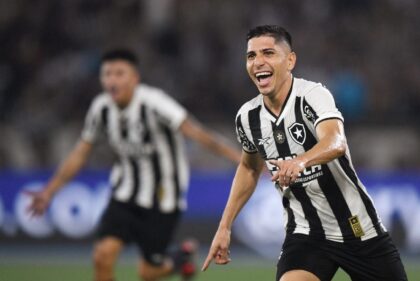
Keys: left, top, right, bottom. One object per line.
{"left": 90, "top": 92, "right": 113, "bottom": 109}
{"left": 293, "top": 77, "right": 331, "bottom": 98}
{"left": 236, "top": 95, "right": 262, "bottom": 118}
{"left": 137, "top": 83, "right": 168, "bottom": 98}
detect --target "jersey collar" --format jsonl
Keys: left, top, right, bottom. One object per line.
{"left": 260, "top": 76, "right": 295, "bottom": 126}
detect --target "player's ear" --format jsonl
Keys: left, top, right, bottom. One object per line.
{"left": 287, "top": 52, "right": 296, "bottom": 72}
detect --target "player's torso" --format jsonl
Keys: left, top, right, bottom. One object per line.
{"left": 237, "top": 78, "right": 385, "bottom": 242}
{"left": 105, "top": 97, "right": 154, "bottom": 159}
{"left": 95, "top": 86, "right": 189, "bottom": 212}
{"left": 245, "top": 81, "right": 324, "bottom": 187}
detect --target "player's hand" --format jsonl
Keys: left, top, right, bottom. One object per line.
{"left": 269, "top": 158, "right": 306, "bottom": 187}
{"left": 25, "top": 189, "right": 52, "bottom": 217}
{"left": 201, "top": 227, "right": 231, "bottom": 271}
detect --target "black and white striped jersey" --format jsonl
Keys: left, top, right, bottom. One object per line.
{"left": 82, "top": 84, "right": 189, "bottom": 213}
{"left": 236, "top": 77, "right": 386, "bottom": 242}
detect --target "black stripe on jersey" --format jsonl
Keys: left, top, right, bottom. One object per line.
{"left": 120, "top": 117, "right": 128, "bottom": 139}
{"left": 236, "top": 115, "right": 257, "bottom": 153}
{"left": 273, "top": 119, "right": 324, "bottom": 238}
{"left": 141, "top": 105, "right": 151, "bottom": 143}
{"left": 282, "top": 196, "right": 296, "bottom": 235}
{"left": 128, "top": 157, "right": 140, "bottom": 203}
{"left": 140, "top": 105, "right": 162, "bottom": 209}
{"left": 317, "top": 167, "right": 357, "bottom": 241}
{"left": 161, "top": 123, "right": 180, "bottom": 211}
{"left": 271, "top": 120, "right": 297, "bottom": 234}
{"left": 248, "top": 106, "right": 267, "bottom": 158}
{"left": 338, "top": 156, "right": 384, "bottom": 235}
{"left": 100, "top": 106, "right": 109, "bottom": 134}
{"left": 302, "top": 97, "right": 319, "bottom": 125}
{"left": 295, "top": 97, "right": 357, "bottom": 241}
{"left": 315, "top": 117, "right": 343, "bottom": 128}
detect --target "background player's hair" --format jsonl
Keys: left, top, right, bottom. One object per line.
{"left": 246, "top": 25, "right": 292, "bottom": 50}
{"left": 101, "top": 49, "right": 139, "bottom": 70}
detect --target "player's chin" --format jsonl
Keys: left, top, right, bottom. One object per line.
{"left": 111, "top": 94, "right": 124, "bottom": 105}
{"left": 257, "top": 85, "right": 274, "bottom": 96}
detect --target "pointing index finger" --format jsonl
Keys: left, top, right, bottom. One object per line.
{"left": 201, "top": 250, "right": 215, "bottom": 271}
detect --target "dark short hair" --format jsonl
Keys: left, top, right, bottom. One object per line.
{"left": 101, "top": 49, "right": 139, "bottom": 69}
{"left": 246, "top": 25, "right": 292, "bottom": 49}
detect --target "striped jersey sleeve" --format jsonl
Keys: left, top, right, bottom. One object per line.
{"left": 144, "top": 87, "right": 187, "bottom": 130}
{"left": 302, "top": 85, "right": 344, "bottom": 127}
{"left": 235, "top": 106, "right": 258, "bottom": 153}
{"left": 81, "top": 95, "right": 108, "bottom": 143}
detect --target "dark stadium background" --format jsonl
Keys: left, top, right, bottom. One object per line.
{"left": 0, "top": 1, "right": 419, "bottom": 280}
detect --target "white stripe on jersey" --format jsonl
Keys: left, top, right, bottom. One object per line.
{"left": 114, "top": 158, "right": 134, "bottom": 201}
{"left": 136, "top": 157, "right": 154, "bottom": 208}
{"left": 147, "top": 108, "right": 177, "bottom": 213}
{"left": 81, "top": 83, "right": 189, "bottom": 212}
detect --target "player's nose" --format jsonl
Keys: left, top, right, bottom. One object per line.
{"left": 254, "top": 54, "right": 266, "bottom": 67}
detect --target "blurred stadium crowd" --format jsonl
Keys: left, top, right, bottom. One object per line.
{"left": 0, "top": 0, "right": 419, "bottom": 170}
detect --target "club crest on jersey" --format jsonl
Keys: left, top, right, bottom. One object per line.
{"left": 288, "top": 123, "right": 306, "bottom": 145}
{"left": 273, "top": 129, "right": 286, "bottom": 144}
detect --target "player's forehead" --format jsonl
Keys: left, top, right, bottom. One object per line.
{"left": 247, "top": 36, "right": 287, "bottom": 53}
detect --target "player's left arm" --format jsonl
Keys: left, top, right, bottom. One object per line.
{"left": 270, "top": 119, "right": 347, "bottom": 186}
{"left": 179, "top": 116, "right": 242, "bottom": 164}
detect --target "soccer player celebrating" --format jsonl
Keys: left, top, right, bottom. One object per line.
{"left": 202, "top": 25, "right": 407, "bottom": 281}
{"left": 28, "top": 49, "right": 241, "bottom": 281}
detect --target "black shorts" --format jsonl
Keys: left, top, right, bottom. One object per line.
{"left": 276, "top": 233, "right": 407, "bottom": 281}
{"left": 96, "top": 199, "right": 180, "bottom": 265}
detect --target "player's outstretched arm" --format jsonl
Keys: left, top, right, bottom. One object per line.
{"left": 202, "top": 152, "right": 264, "bottom": 271}
{"left": 27, "top": 139, "right": 93, "bottom": 216}
{"left": 179, "top": 116, "right": 242, "bottom": 164}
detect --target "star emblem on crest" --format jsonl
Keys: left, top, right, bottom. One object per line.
{"left": 293, "top": 127, "right": 303, "bottom": 139}
{"left": 288, "top": 123, "right": 306, "bottom": 145}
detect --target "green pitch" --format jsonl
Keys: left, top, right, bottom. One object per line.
{"left": 1, "top": 263, "right": 419, "bottom": 281}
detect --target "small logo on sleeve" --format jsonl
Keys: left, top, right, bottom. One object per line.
{"left": 238, "top": 127, "right": 257, "bottom": 151}
{"left": 304, "top": 105, "right": 317, "bottom": 124}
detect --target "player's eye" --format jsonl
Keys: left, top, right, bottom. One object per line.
{"left": 247, "top": 53, "right": 256, "bottom": 60}
{"left": 264, "top": 50, "right": 275, "bottom": 56}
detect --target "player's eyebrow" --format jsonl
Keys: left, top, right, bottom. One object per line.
{"left": 246, "top": 50, "right": 256, "bottom": 56}
{"left": 247, "top": 48, "right": 276, "bottom": 55}
{"left": 261, "top": 48, "right": 276, "bottom": 52}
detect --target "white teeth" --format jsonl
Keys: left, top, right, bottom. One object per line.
{"left": 255, "top": 72, "right": 272, "bottom": 78}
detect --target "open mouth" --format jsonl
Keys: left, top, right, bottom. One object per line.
{"left": 255, "top": 71, "right": 273, "bottom": 86}
{"left": 109, "top": 86, "right": 119, "bottom": 97}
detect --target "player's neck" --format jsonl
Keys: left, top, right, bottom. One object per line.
{"left": 263, "top": 76, "right": 292, "bottom": 116}
{"left": 116, "top": 91, "right": 135, "bottom": 109}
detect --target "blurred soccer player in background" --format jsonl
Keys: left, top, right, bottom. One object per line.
{"left": 28, "top": 49, "right": 241, "bottom": 281}
{"left": 202, "top": 25, "right": 407, "bottom": 281}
